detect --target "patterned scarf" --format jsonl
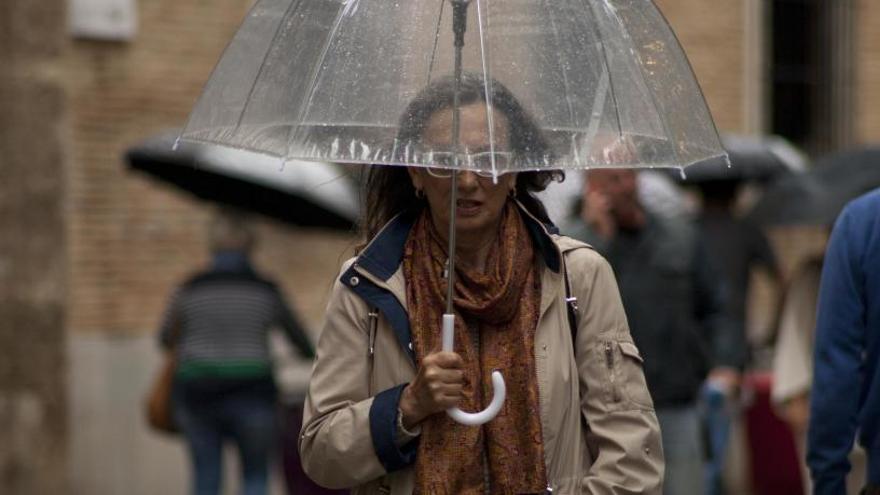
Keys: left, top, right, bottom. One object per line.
{"left": 403, "top": 202, "right": 548, "bottom": 495}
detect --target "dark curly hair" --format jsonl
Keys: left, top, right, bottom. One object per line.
{"left": 361, "top": 73, "right": 562, "bottom": 242}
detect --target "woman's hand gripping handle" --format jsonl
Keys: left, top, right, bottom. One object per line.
{"left": 442, "top": 314, "right": 506, "bottom": 425}
{"left": 398, "top": 314, "right": 506, "bottom": 429}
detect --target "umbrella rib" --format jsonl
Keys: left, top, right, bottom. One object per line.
{"left": 425, "top": 0, "right": 446, "bottom": 85}
{"left": 542, "top": 0, "right": 576, "bottom": 126}
{"left": 475, "top": 0, "right": 499, "bottom": 180}
{"left": 581, "top": 0, "right": 623, "bottom": 142}
{"left": 285, "top": 0, "right": 357, "bottom": 161}
{"left": 581, "top": 64, "right": 611, "bottom": 162}
{"left": 645, "top": 2, "right": 728, "bottom": 169}
{"left": 232, "top": 0, "right": 304, "bottom": 134}
{"left": 595, "top": 1, "right": 683, "bottom": 168}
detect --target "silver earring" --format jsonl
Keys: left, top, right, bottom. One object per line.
{"left": 415, "top": 188, "right": 425, "bottom": 199}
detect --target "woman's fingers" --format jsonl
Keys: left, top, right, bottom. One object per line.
{"left": 433, "top": 388, "right": 464, "bottom": 408}
{"left": 435, "top": 395, "right": 463, "bottom": 409}
{"left": 425, "top": 369, "right": 464, "bottom": 411}
{"left": 427, "top": 380, "right": 463, "bottom": 395}
{"left": 424, "top": 367, "right": 464, "bottom": 384}
{"left": 424, "top": 350, "right": 464, "bottom": 370}
{"left": 401, "top": 351, "right": 469, "bottom": 420}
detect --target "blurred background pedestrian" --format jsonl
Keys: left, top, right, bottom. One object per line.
{"left": 694, "top": 179, "right": 772, "bottom": 495}
{"left": 683, "top": 141, "right": 797, "bottom": 495}
{"left": 157, "top": 210, "right": 315, "bottom": 495}
{"left": 565, "top": 167, "right": 739, "bottom": 495}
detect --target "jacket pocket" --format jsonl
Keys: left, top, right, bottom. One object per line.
{"left": 617, "top": 341, "right": 654, "bottom": 410}
{"left": 599, "top": 340, "right": 654, "bottom": 411}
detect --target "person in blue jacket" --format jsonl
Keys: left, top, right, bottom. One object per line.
{"left": 807, "top": 187, "right": 880, "bottom": 495}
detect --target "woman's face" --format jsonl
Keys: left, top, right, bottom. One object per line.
{"left": 408, "top": 103, "right": 518, "bottom": 241}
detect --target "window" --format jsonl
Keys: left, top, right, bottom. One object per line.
{"left": 69, "top": 0, "right": 137, "bottom": 41}
{"left": 770, "top": 0, "right": 853, "bottom": 154}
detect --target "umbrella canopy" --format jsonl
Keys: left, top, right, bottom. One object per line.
{"left": 678, "top": 134, "right": 806, "bottom": 184}
{"left": 126, "top": 130, "right": 359, "bottom": 230}
{"left": 178, "top": 0, "right": 729, "bottom": 426}
{"left": 180, "top": 0, "right": 726, "bottom": 176}
{"left": 746, "top": 147, "right": 880, "bottom": 226}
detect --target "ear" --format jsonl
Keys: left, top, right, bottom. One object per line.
{"left": 407, "top": 167, "right": 424, "bottom": 191}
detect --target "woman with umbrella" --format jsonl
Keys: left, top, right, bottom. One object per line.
{"left": 299, "top": 75, "right": 663, "bottom": 494}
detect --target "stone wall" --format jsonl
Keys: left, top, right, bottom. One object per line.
{"left": 0, "top": 0, "right": 69, "bottom": 492}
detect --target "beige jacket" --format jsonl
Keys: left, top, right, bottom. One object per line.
{"left": 300, "top": 216, "right": 663, "bottom": 494}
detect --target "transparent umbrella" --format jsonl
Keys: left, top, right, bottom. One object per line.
{"left": 181, "top": 0, "right": 724, "bottom": 175}
{"left": 180, "top": 0, "right": 727, "bottom": 425}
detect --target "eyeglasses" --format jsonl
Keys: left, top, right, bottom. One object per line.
{"left": 424, "top": 151, "right": 513, "bottom": 179}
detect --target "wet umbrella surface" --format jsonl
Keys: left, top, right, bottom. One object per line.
{"left": 180, "top": 0, "right": 728, "bottom": 424}
{"left": 180, "top": 0, "right": 725, "bottom": 175}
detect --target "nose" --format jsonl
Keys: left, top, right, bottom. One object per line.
{"left": 457, "top": 171, "right": 479, "bottom": 191}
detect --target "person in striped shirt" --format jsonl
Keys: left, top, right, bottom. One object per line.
{"left": 159, "top": 211, "right": 314, "bottom": 495}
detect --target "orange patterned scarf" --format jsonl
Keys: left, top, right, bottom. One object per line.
{"left": 403, "top": 202, "right": 548, "bottom": 495}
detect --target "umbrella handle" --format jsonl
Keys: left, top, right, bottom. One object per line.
{"left": 441, "top": 314, "right": 506, "bottom": 426}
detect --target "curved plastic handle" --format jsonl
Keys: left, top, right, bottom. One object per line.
{"left": 441, "top": 314, "right": 506, "bottom": 425}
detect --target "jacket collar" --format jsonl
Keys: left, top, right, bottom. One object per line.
{"left": 210, "top": 250, "right": 254, "bottom": 274}
{"left": 355, "top": 202, "right": 562, "bottom": 282}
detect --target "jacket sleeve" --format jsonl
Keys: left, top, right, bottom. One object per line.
{"left": 570, "top": 249, "right": 665, "bottom": 494}
{"left": 273, "top": 288, "right": 315, "bottom": 359}
{"left": 157, "top": 287, "right": 183, "bottom": 350}
{"left": 298, "top": 270, "right": 413, "bottom": 488}
{"left": 693, "top": 237, "right": 747, "bottom": 369}
{"left": 807, "top": 209, "right": 865, "bottom": 495}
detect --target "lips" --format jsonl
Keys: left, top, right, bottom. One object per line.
{"left": 456, "top": 198, "right": 482, "bottom": 216}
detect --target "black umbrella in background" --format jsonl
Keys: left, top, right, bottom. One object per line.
{"left": 677, "top": 134, "right": 806, "bottom": 184}
{"left": 747, "top": 146, "right": 880, "bottom": 226}
{"left": 125, "top": 130, "right": 360, "bottom": 230}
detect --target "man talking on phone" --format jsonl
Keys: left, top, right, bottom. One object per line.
{"left": 565, "top": 167, "right": 744, "bottom": 495}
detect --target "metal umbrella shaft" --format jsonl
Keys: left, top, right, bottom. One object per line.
{"left": 442, "top": 0, "right": 507, "bottom": 427}
{"left": 444, "top": 0, "right": 467, "bottom": 315}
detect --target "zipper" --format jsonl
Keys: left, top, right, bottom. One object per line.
{"left": 368, "top": 309, "right": 378, "bottom": 356}
{"left": 367, "top": 309, "right": 378, "bottom": 395}
{"left": 605, "top": 342, "right": 621, "bottom": 402}
{"left": 604, "top": 342, "right": 613, "bottom": 368}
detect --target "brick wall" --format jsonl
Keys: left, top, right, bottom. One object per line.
{"left": 856, "top": 0, "right": 880, "bottom": 143}
{"left": 655, "top": 0, "right": 746, "bottom": 133}
{"left": 66, "top": 0, "right": 359, "bottom": 338}
{"left": 67, "top": 0, "right": 249, "bottom": 335}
